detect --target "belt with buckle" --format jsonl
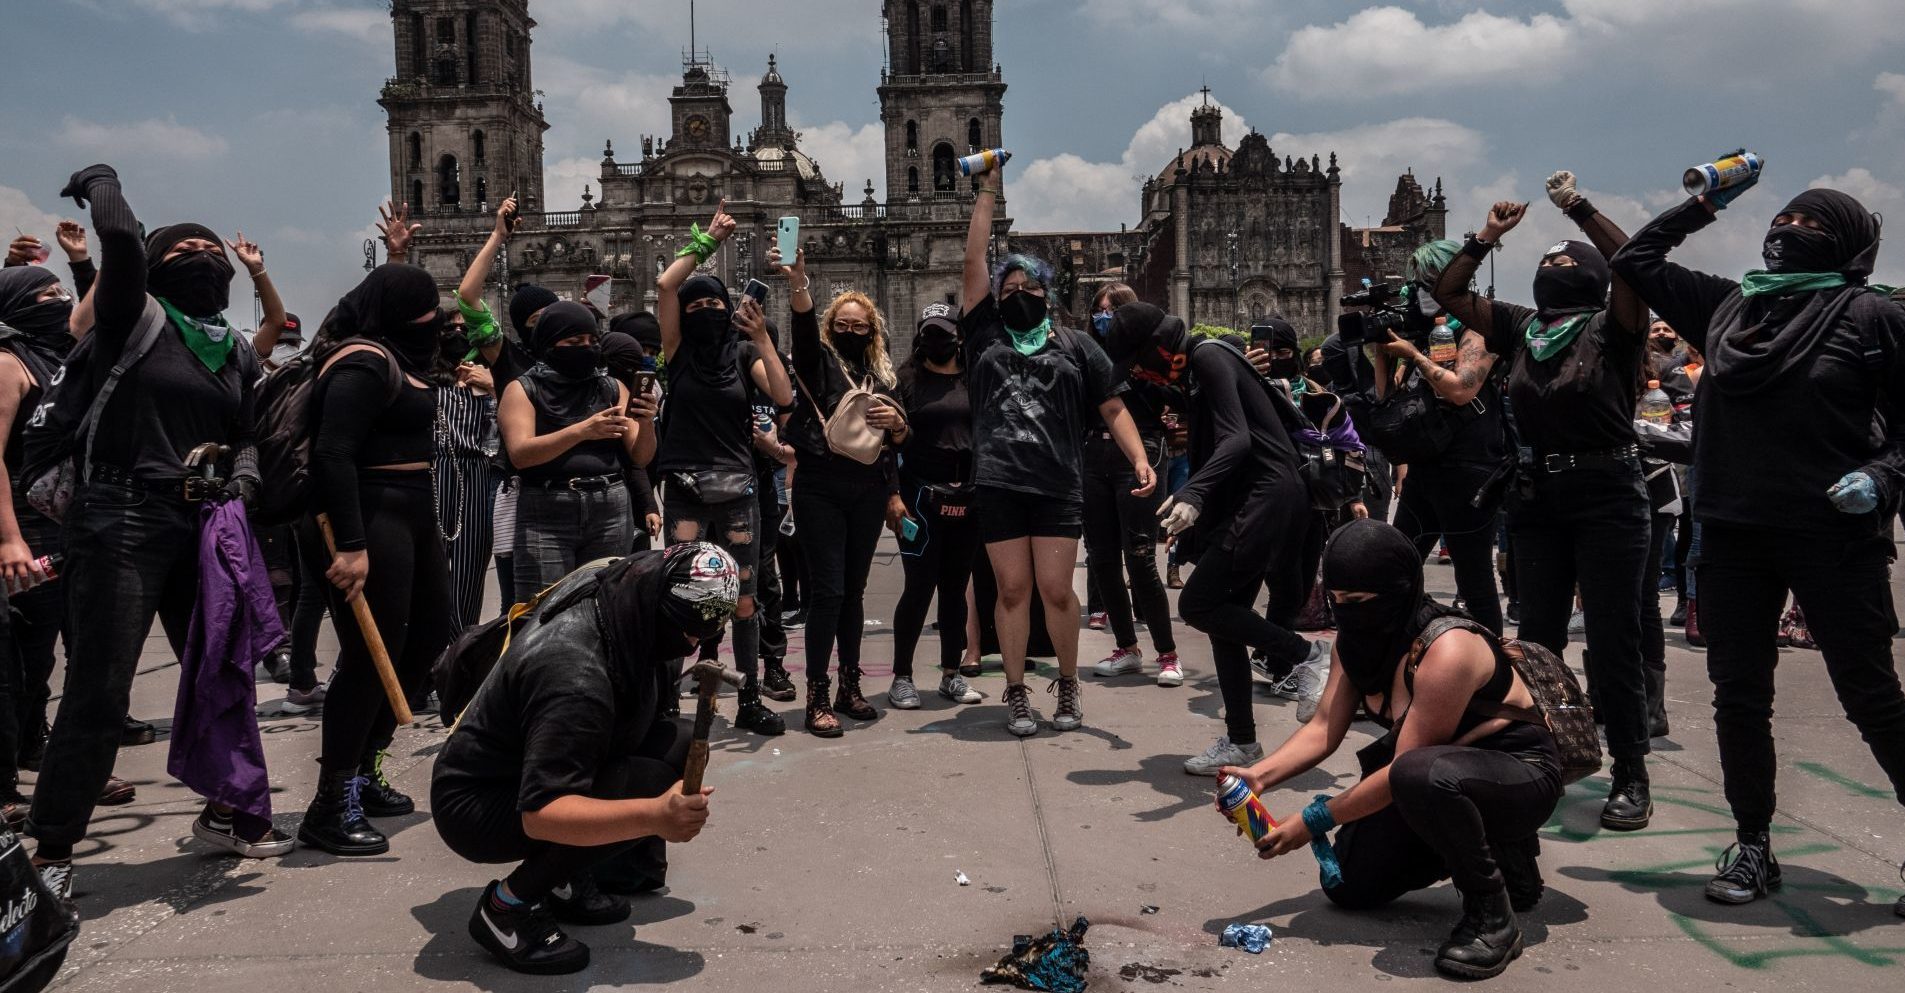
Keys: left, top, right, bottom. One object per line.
{"left": 86, "top": 463, "right": 184, "bottom": 494}
{"left": 1535, "top": 444, "right": 1640, "bottom": 475}
{"left": 534, "top": 474, "right": 619, "bottom": 491}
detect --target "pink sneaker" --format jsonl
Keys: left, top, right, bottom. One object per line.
{"left": 1087, "top": 612, "right": 1109, "bottom": 631}
{"left": 1156, "top": 652, "right": 1184, "bottom": 687}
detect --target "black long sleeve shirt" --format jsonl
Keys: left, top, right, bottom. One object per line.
{"left": 311, "top": 351, "right": 433, "bottom": 549}
{"left": 1611, "top": 198, "right": 1905, "bottom": 535}
{"left": 1177, "top": 339, "right": 1299, "bottom": 521}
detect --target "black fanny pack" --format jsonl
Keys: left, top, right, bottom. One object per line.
{"left": 668, "top": 469, "right": 756, "bottom": 505}
{"left": 918, "top": 480, "right": 972, "bottom": 519}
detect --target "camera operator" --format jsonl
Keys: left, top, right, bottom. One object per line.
{"left": 1337, "top": 241, "right": 1507, "bottom": 635}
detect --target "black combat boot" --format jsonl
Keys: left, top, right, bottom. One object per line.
{"left": 1433, "top": 888, "right": 1523, "bottom": 980}
{"left": 297, "top": 769, "right": 390, "bottom": 856}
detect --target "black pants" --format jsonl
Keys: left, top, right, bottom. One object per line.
{"left": 755, "top": 479, "right": 787, "bottom": 666}
{"left": 1179, "top": 474, "right": 1311, "bottom": 746}
{"left": 1640, "top": 512, "right": 1675, "bottom": 673}
{"left": 1699, "top": 522, "right": 1905, "bottom": 834}
{"left": 1394, "top": 460, "right": 1504, "bottom": 634}
{"left": 27, "top": 482, "right": 200, "bottom": 852}
{"left": 1082, "top": 435, "right": 1174, "bottom": 654}
{"left": 433, "top": 725, "right": 688, "bottom": 903}
{"left": 299, "top": 472, "right": 456, "bottom": 777}
{"left": 0, "top": 508, "right": 64, "bottom": 798}
{"left": 1326, "top": 745, "right": 1562, "bottom": 907}
{"left": 778, "top": 524, "right": 804, "bottom": 613}
{"left": 289, "top": 531, "right": 328, "bottom": 692}
{"left": 893, "top": 477, "right": 977, "bottom": 679}
{"left": 1510, "top": 461, "right": 1651, "bottom": 759}
{"left": 792, "top": 467, "right": 887, "bottom": 681}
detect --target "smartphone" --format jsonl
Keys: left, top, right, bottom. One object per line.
{"left": 503, "top": 189, "right": 521, "bottom": 232}
{"left": 742, "top": 278, "right": 770, "bottom": 308}
{"left": 630, "top": 370, "right": 658, "bottom": 402}
{"left": 899, "top": 517, "right": 920, "bottom": 542}
{"left": 776, "top": 216, "right": 800, "bottom": 263}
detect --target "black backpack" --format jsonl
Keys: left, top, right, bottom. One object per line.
{"left": 1194, "top": 338, "right": 1368, "bottom": 510}
{"left": 250, "top": 339, "right": 402, "bottom": 527}
{"left": 434, "top": 562, "right": 612, "bottom": 729}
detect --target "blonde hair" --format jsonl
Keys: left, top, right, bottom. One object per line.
{"left": 820, "top": 290, "right": 896, "bottom": 389}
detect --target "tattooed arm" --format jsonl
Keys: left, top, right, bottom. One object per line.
{"left": 1377, "top": 327, "right": 1496, "bottom": 406}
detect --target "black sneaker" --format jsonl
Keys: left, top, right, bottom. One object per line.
{"left": 358, "top": 750, "right": 415, "bottom": 817}
{"left": 263, "top": 648, "right": 292, "bottom": 684}
{"left": 1706, "top": 838, "right": 1781, "bottom": 904}
{"left": 469, "top": 881, "right": 590, "bottom": 975}
{"left": 547, "top": 876, "right": 631, "bottom": 926}
{"left": 36, "top": 860, "right": 74, "bottom": 902}
{"left": 17, "top": 719, "right": 46, "bottom": 772}
{"left": 734, "top": 698, "right": 786, "bottom": 736}
{"left": 121, "top": 716, "right": 157, "bottom": 747}
{"left": 760, "top": 661, "right": 798, "bottom": 703}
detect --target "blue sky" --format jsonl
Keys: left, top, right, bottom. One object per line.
{"left": 4, "top": 0, "right": 1903, "bottom": 327}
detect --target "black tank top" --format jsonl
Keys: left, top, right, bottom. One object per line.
{"left": 515, "top": 368, "right": 625, "bottom": 484}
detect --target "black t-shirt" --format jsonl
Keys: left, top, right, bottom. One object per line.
{"left": 92, "top": 320, "right": 254, "bottom": 479}
{"left": 1398, "top": 356, "right": 1506, "bottom": 469}
{"left": 1480, "top": 305, "right": 1640, "bottom": 455}
{"left": 959, "top": 295, "right": 1124, "bottom": 501}
{"left": 655, "top": 339, "right": 758, "bottom": 475}
{"left": 894, "top": 365, "right": 971, "bottom": 484}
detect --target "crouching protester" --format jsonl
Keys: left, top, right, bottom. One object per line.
{"left": 430, "top": 542, "right": 737, "bottom": 975}
{"left": 1218, "top": 520, "right": 1563, "bottom": 981}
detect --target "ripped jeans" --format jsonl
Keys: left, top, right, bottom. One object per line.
{"left": 663, "top": 491, "right": 761, "bottom": 680}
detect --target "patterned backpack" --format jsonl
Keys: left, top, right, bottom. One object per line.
{"left": 1407, "top": 615, "right": 1603, "bottom": 784}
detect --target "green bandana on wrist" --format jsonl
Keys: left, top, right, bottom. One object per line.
{"left": 1740, "top": 270, "right": 1849, "bottom": 298}
{"left": 675, "top": 223, "right": 719, "bottom": 265}
{"left": 159, "top": 298, "right": 235, "bottom": 373}
{"left": 1523, "top": 312, "right": 1596, "bottom": 362}
{"left": 1005, "top": 317, "right": 1051, "bottom": 357}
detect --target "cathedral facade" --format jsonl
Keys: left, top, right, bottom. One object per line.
{"left": 379, "top": 1, "right": 1444, "bottom": 353}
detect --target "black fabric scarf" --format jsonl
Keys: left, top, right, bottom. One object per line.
{"left": 1709, "top": 188, "right": 1882, "bottom": 397}
{"left": 1321, "top": 520, "right": 1454, "bottom": 709}
{"left": 1532, "top": 240, "right": 1610, "bottom": 319}
{"left": 0, "top": 266, "right": 75, "bottom": 380}
{"left": 323, "top": 263, "right": 443, "bottom": 376}
{"left": 678, "top": 275, "right": 740, "bottom": 388}
{"left": 594, "top": 550, "right": 693, "bottom": 705}
{"left": 146, "top": 221, "right": 236, "bottom": 318}
{"left": 523, "top": 301, "right": 611, "bottom": 423}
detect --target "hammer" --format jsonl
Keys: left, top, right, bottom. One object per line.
{"left": 681, "top": 658, "right": 744, "bottom": 793}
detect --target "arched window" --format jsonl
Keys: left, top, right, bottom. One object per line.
{"left": 407, "top": 132, "right": 422, "bottom": 168}
{"left": 932, "top": 4, "right": 948, "bottom": 32}
{"left": 908, "top": 167, "right": 920, "bottom": 194}
{"left": 465, "top": 12, "right": 479, "bottom": 82}
{"left": 475, "top": 176, "right": 488, "bottom": 207}
{"left": 472, "top": 130, "right": 486, "bottom": 162}
{"left": 411, "top": 178, "right": 424, "bottom": 209}
{"left": 967, "top": 118, "right": 982, "bottom": 151}
{"left": 905, "top": 120, "right": 918, "bottom": 152}
{"left": 931, "top": 142, "right": 956, "bottom": 192}
{"left": 438, "top": 154, "right": 461, "bottom": 206}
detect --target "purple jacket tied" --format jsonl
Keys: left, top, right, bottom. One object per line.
{"left": 169, "top": 498, "right": 285, "bottom": 838}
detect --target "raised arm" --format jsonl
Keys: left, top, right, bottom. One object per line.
{"left": 658, "top": 201, "right": 736, "bottom": 362}
{"left": 1433, "top": 201, "right": 1529, "bottom": 340}
{"left": 458, "top": 196, "right": 516, "bottom": 310}
{"left": 59, "top": 164, "right": 146, "bottom": 352}
{"left": 227, "top": 231, "right": 286, "bottom": 354}
{"left": 1608, "top": 197, "right": 1742, "bottom": 354}
{"left": 962, "top": 164, "right": 1002, "bottom": 310}
{"left": 1543, "top": 172, "right": 1647, "bottom": 337}
{"left": 735, "top": 298, "right": 793, "bottom": 406}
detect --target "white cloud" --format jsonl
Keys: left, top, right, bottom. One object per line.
{"left": 1077, "top": 0, "right": 1272, "bottom": 32}
{"left": 542, "top": 156, "right": 602, "bottom": 211}
{"left": 130, "top": 0, "right": 292, "bottom": 30}
{"left": 1267, "top": 6, "right": 1574, "bottom": 97}
{"left": 0, "top": 186, "right": 67, "bottom": 256}
{"left": 1268, "top": 117, "right": 1485, "bottom": 227}
{"left": 792, "top": 120, "right": 885, "bottom": 198}
{"left": 1880, "top": 73, "right": 1905, "bottom": 108}
{"left": 55, "top": 115, "right": 231, "bottom": 162}
{"left": 534, "top": 0, "right": 879, "bottom": 49}
{"left": 291, "top": 7, "right": 388, "bottom": 45}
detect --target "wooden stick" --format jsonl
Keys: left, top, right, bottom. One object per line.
{"left": 316, "top": 514, "right": 414, "bottom": 726}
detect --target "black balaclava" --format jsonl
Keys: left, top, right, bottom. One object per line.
{"left": 1254, "top": 317, "right": 1300, "bottom": 378}
{"left": 145, "top": 222, "right": 234, "bottom": 317}
{"left": 509, "top": 283, "right": 559, "bottom": 338}
{"left": 1532, "top": 240, "right": 1610, "bottom": 318}
{"left": 678, "top": 274, "right": 739, "bottom": 387}
{"left": 599, "top": 329, "right": 645, "bottom": 384}
{"left": 1322, "top": 520, "right": 1446, "bottom": 706}
{"left": 598, "top": 543, "right": 741, "bottom": 668}
{"left": 1102, "top": 302, "right": 1189, "bottom": 385}
{"left": 326, "top": 263, "right": 442, "bottom": 375}
{"left": 612, "top": 309, "right": 663, "bottom": 357}
{"left": 531, "top": 301, "right": 603, "bottom": 379}
{"left": 1763, "top": 188, "right": 1881, "bottom": 277}
{"left": 0, "top": 266, "right": 76, "bottom": 370}
{"left": 916, "top": 303, "right": 961, "bottom": 365}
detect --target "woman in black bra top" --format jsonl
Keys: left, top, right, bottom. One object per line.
{"left": 1217, "top": 520, "right": 1562, "bottom": 982}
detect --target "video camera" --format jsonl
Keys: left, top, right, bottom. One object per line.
{"left": 1336, "top": 278, "right": 1413, "bottom": 347}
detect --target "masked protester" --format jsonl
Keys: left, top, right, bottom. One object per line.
{"left": 1361, "top": 240, "right": 1508, "bottom": 637}
{"left": 960, "top": 162, "right": 1157, "bottom": 739}
{"left": 886, "top": 304, "right": 985, "bottom": 711}
{"left": 430, "top": 305, "right": 505, "bottom": 632}
{"left": 1219, "top": 520, "right": 1562, "bottom": 981}
{"left": 1433, "top": 175, "right": 1658, "bottom": 835}
{"left": 652, "top": 205, "right": 795, "bottom": 738}
{"left": 26, "top": 165, "right": 277, "bottom": 892}
{"left": 596, "top": 321, "right": 662, "bottom": 554}
{"left": 1101, "top": 304, "right": 1320, "bottom": 774}
{"left": 498, "top": 303, "right": 655, "bottom": 603}
{"left": 432, "top": 543, "right": 735, "bottom": 975}
{"left": 1613, "top": 179, "right": 1905, "bottom": 915}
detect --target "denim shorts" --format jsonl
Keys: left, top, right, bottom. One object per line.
{"left": 975, "top": 485, "right": 1083, "bottom": 544}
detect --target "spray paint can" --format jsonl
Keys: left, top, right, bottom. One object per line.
{"left": 1683, "top": 151, "right": 1764, "bottom": 197}
{"left": 957, "top": 148, "right": 1012, "bottom": 177}
{"left": 1216, "top": 774, "right": 1276, "bottom": 845}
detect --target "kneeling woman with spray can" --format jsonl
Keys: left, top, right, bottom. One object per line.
{"left": 1216, "top": 520, "right": 1563, "bottom": 981}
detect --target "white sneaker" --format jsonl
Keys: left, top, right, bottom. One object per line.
{"left": 37, "top": 860, "right": 74, "bottom": 901}
{"left": 1184, "top": 736, "right": 1264, "bottom": 776}
{"left": 1092, "top": 647, "right": 1144, "bottom": 677}
{"left": 1155, "top": 652, "right": 1184, "bottom": 687}
{"left": 888, "top": 676, "right": 921, "bottom": 710}
{"left": 1292, "top": 641, "right": 1331, "bottom": 724}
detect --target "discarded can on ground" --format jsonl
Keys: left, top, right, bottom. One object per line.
{"left": 958, "top": 148, "right": 1012, "bottom": 177}
{"left": 1221, "top": 923, "right": 1272, "bottom": 954}
{"left": 1683, "top": 151, "right": 1763, "bottom": 197}
{"left": 1216, "top": 773, "right": 1276, "bottom": 845}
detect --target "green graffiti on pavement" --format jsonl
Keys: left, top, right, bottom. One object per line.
{"left": 1795, "top": 762, "right": 1893, "bottom": 800}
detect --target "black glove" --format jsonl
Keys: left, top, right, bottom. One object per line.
{"left": 223, "top": 476, "right": 259, "bottom": 509}
{"left": 59, "top": 164, "right": 119, "bottom": 209}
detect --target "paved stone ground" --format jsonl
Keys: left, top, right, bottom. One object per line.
{"left": 27, "top": 531, "right": 1905, "bottom": 992}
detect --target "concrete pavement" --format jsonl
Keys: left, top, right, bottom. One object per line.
{"left": 27, "top": 532, "right": 1905, "bottom": 992}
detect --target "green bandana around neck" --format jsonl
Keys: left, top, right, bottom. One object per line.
{"left": 1005, "top": 317, "right": 1052, "bottom": 357}
{"left": 159, "top": 298, "right": 235, "bottom": 372}
{"left": 1522, "top": 312, "right": 1596, "bottom": 362}
{"left": 1739, "top": 270, "right": 1849, "bottom": 298}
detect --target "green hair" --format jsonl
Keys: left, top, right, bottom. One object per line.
{"left": 1405, "top": 239, "right": 1462, "bottom": 285}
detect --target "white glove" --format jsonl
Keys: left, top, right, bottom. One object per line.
{"left": 1546, "top": 170, "right": 1583, "bottom": 211}
{"left": 1158, "top": 497, "right": 1200, "bottom": 536}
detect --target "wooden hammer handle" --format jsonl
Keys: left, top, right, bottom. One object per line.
{"left": 317, "top": 514, "right": 415, "bottom": 726}
{"left": 682, "top": 740, "right": 711, "bottom": 794}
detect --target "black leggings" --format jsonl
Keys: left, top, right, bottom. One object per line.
{"left": 792, "top": 467, "right": 887, "bottom": 681}
{"left": 1393, "top": 460, "right": 1504, "bottom": 634}
{"left": 1082, "top": 435, "right": 1175, "bottom": 654}
{"left": 1326, "top": 744, "right": 1562, "bottom": 908}
{"left": 1179, "top": 475, "right": 1311, "bottom": 746}
{"left": 893, "top": 478, "right": 976, "bottom": 679}
{"left": 1640, "top": 512, "right": 1675, "bottom": 673}
{"left": 300, "top": 472, "right": 456, "bottom": 777}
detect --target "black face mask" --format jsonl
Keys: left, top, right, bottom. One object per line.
{"left": 1331, "top": 592, "right": 1420, "bottom": 700}
{"left": 832, "top": 333, "right": 870, "bottom": 362}
{"left": 1532, "top": 265, "right": 1605, "bottom": 314}
{"left": 5, "top": 298, "right": 73, "bottom": 338}
{"left": 920, "top": 334, "right": 960, "bottom": 364}
{"left": 1304, "top": 363, "right": 1328, "bottom": 384}
{"left": 1762, "top": 224, "right": 1839, "bottom": 273}
{"left": 999, "top": 291, "right": 1048, "bottom": 332}
{"left": 149, "top": 251, "right": 234, "bottom": 317}
{"left": 683, "top": 307, "right": 732, "bottom": 350}
{"left": 547, "top": 344, "right": 603, "bottom": 379}
{"left": 1269, "top": 357, "right": 1301, "bottom": 379}
{"left": 439, "top": 329, "right": 473, "bottom": 365}
{"left": 385, "top": 311, "right": 444, "bottom": 374}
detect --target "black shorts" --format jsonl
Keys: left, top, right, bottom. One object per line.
{"left": 975, "top": 485, "right": 1083, "bottom": 543}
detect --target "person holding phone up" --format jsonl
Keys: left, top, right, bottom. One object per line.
{"left": 652, "top": 202, "right": 793, "bottom": 737}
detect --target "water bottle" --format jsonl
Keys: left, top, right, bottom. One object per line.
{"left": 1428, "top": 316, "right": 1457, "bottom": 367}
{"left": 1641, "top": 380, "right": 1672, "bottom": 426}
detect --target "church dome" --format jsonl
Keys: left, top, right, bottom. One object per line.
{"left": 755, "top": 145, "right": 822, "bottom": 181}
{"left": 1160, "top": 143, "right": 1231, "bottom": 181}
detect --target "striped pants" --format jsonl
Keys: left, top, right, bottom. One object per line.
{"left": 433, "top": 455, "right": 499, "bottom": 631}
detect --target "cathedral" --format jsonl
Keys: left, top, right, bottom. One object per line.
{"left": 379, "top": 0, "right": 1444, "bottom": 353}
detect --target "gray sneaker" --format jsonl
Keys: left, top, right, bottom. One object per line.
{"left": 1184, "top": 737, "right": 1264, "bottom": 776}
{"left": 1003, "top": 683, "right": 1038, "bottom": 737}
{"left": 1050, "top": 676, "right": 1083, "bottom": 732}
{"left": 1267, "top": 671, "right": 1300, "bottom": 701}
{"left": 939, "top": 672, "right": 982, "bottom": 704}
{"left": 1293, "top": 641, "right": 1331, "bottom": 724}
{"left": 888, "top": 676, "right": 921, "bottom": 710}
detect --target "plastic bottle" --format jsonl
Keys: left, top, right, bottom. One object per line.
{"left": 1428, "top": 316, "right": 1457, "bottom": 367}
{"left": 1641, "top": 380, "right": 1672, "bottom": 426}
{"left": 4, "top": 552, "right": 62, "bottom": 596}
